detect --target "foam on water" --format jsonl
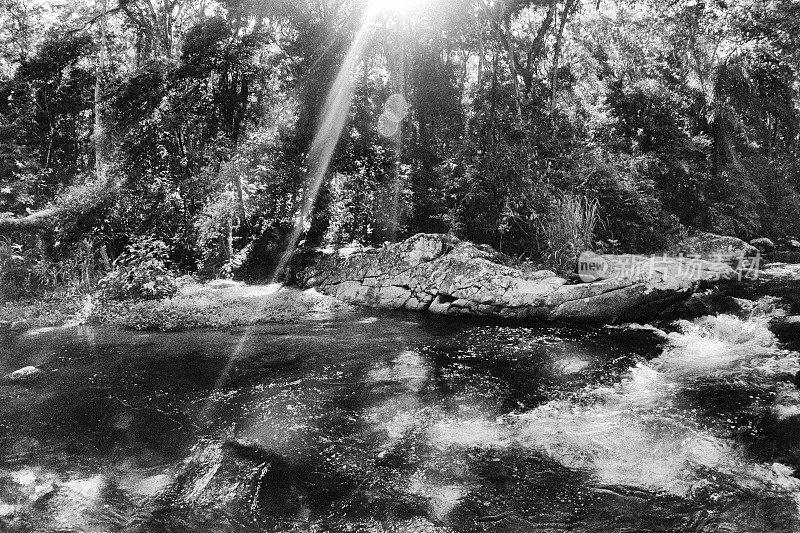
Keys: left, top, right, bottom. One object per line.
{"left": 426, "top": 313, "right": 800, "bottom": 527}
{"left": 658, "top": 314, "right": 779, "bottom": 377}
{"left": 773, "top": 384, "right": 800, "bottom": 420}
{"left": 531, "top": 316, "right": 798, "bottom": 503}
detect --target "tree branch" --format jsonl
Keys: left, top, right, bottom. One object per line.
{"left": 66, "top": 4, "right": 125, "bottom": 34}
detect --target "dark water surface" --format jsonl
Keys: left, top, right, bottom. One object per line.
{"left": 1, "top": 294, "right": 800, "bottom": 532}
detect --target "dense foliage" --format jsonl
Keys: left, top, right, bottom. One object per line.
{"left": 0, "top": 0, "right": 798, "bottom": 291}
{"left": 98, "top": 236, "right": 178, "bottom": 300}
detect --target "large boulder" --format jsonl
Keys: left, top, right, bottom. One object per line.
{"left": 671, "top": 232, "right": 758, "bottom": 267}
{"left": 750, "top": 237, "right": 776, "bottom": 254}
{"left": 303, "top": 234, "right": 738, "bottom": 324}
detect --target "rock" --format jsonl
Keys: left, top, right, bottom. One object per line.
{"left": 768, "top": 250, "right": 800, "bottom": 265}
{"left": 671, "top": 232, "right": 758, "bottom": 267}
{"left": 304, "top": 234, "right": 737, "bottom": 324}
{"left": 9, "top": 319, "right": 29, "bottom": 331}
{"left": 775, "top": 237, "right": 800, "bottom": 251}
{"left": 3, "top": 366, "right": 42, "bottom": 381}
{"left": 750, "top": 237, "right": 776, "bottom": 253}
{"left": 657, "top": 291, "right": 753, "bottom": 322}
{"left": 208, "top": 279, "right": 244, "bottom": 289}
{"left": 155, "top": 439, "right": 303, "bottom": 520}
{"left": 769, "top": 316, "right": 800, "bottom": 344}
{"left": 0, "top": 320, "right": 10, "bottom": 330}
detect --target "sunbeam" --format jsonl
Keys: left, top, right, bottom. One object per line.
{"left": 198, "top": 327, "right": 253, "bottom": 425}
{"left": 271, "top": 12, "right": 378, "bottom": 282}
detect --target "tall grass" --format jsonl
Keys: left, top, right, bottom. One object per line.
{"left": 539, "top": 194, "right": 600, "bottom": 275}
{"left": 0, "top": 237, "right": 105, "bottom": 300}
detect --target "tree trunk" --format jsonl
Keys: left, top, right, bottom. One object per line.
{"left": 477, "top": 21, "right": 485, "bottom": 92}
{"left": 550, "top": 0, "right": 575, "bottom": 117}
{"left": 231, "top": 170, "right": 248, "bottom": 232}
{"left": 94, "top": 0, "right": 108, "bottom": 181}
{"left": 501, "top": 16, "right": 524, "bottom": 129}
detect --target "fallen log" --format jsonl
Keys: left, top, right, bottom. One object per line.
{"left": 0, "top": 208, "right": 64, "bottom": 233}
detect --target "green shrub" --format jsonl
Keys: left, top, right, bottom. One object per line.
{"left": 0, "top": 237, "right": 29, "bottom": 299}
{"left": 0, "top": 237, "right": 102, "bottom": 300}
{"left": 99, "top": 237, "right": 178, "bottom": 301}
{"left": 539, "top": 194, "right": 599, "bottom": 275}
{"left": 570, "top": 148, "right": 684, "bottom": 252}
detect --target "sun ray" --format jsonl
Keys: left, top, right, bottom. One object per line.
{"left": 271, "top": 12, "right": 378, "bottom": 282}
{"left": 368, "top": 0, "right": 429, "bottom": 14}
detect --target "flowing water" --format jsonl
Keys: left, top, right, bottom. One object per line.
{"left": 2, "top": 269, "right": 800, "bottom": 532}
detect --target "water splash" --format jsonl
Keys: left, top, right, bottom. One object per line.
{"left": 423, "top": 314, "right": 800, "bottom": 529}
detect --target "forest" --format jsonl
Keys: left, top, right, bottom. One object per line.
{"left": 0, "top": 0, "right": 798, "bottom": 299}
{"left": 5, "top": 2, "right": 800, "bottom": 530}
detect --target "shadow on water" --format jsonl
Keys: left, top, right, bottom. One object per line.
{"left": 1, "top": 306, "right": 800, "bottom": 532}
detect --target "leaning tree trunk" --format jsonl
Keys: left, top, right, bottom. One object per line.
{"left": 0, "top": 208, "right": 63, "bottom": 232}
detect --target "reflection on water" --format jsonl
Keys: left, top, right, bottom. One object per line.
{"left": 0, "top": 307, "right": 799, "bottom": 532}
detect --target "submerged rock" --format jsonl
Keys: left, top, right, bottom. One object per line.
{"left": 135, "top": 438, "right": 305, "bottom": 529}
{"left": 770, "top": 316, "right": 800, "bottom": 344}
{"left": 3, "top": 366, "right": 42, "bottom": 382}
{"left": 303, "top": 234, "right": 738, "bottom": 324}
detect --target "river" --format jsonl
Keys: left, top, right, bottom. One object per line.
{"left": 2, "top": 267, "right": 800, "bottom": 532}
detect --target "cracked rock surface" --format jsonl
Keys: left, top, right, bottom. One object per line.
{"left": 303, "top": 234, "right": 737, "bottom": 324}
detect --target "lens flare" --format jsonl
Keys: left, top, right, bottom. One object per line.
{"left": 378, "top": 93, "right": 408, "bottom": 138}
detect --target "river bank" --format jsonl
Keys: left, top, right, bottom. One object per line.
{"left": 0, "top": 233, "right": 794, "bottom": 333}
{"left": 0, "top": 282, "right": 351, "bottom": 333}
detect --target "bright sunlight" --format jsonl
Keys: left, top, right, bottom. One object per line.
{"left": 368, "top": 0, "right": 430, "bottom": 14}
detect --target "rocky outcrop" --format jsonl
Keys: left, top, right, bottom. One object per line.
{"left": 671, "top": 232, "right": 759, "bottom": 267}
{"left": 303, "top": 234, "right": 739, "bottom": 324}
